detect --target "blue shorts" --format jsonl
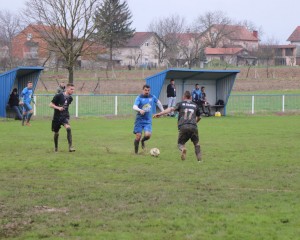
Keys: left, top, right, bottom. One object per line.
{"left": 22, "top": 103, "right": 32, "bottom": 112}
{"left": 133, "top": 121, "right": 152, "bottom": 134}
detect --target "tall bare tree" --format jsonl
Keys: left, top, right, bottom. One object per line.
{"left": 0, "top": 10, "right": 23, "bottom": 68}
{"left": 193, "top": 11, "right": 232, "bottom": 48}
{"left": 94, "top": 0, "right": 135, "bottom": 67}
{"left": 23, "top": 0, "right": 99, "bottom": 83}
{"left": 148, "top": 14, "right": 186, "bottom": 67}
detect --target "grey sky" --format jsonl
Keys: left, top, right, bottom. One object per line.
{"left": 2, "top": 0, "right": 299, "bottom": 44}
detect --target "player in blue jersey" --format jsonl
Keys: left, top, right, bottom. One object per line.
{"left": 133, "top": 84, "right": 164, "bottom": 154}
{"left": 20, "top": 81, "right": 34, "bottom": 126}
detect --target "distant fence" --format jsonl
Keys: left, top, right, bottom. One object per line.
{"left": 227, "top": 94, "right": 300, "bottom": 115}
{"left": 32, "top": 94, "right": 300, "bottom": 117}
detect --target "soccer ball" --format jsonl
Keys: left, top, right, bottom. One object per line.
{"left": 150, "top": 148, "right": 160, "bottom": 157}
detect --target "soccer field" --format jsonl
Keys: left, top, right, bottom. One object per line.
{"left": 0, "top": 115, "right": 299, "bottom": 239}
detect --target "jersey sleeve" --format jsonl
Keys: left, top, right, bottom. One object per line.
{"left": 51, "top": 93, "right": 60, "bottom": 105}
{"left": 133, "top": 96, "right": 140, "bottom": 107}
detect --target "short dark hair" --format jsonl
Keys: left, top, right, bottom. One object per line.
{"left": 184, "top": 91, "right": 191, "bottom": 99}
{"left": 170, "top": 79, "right": 174, "bottom": 82}
{"left": 28, "top": 81, "right": 32, "bottom": 84}
{"left": 67, "top": 83, "right": 74, "bottom": 87}
{"left": 195, "top": 83, "right": 199, "bottom": 87}
{"left": 143, "top": 84, "right": 150, "bottom": 89}
{"left": 201, "top": 86, "right": 205, "bottom": 90}
{"left": 13, "top": 88, "right": 18, "bottom": 92}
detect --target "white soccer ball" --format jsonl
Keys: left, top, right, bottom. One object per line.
{"left": 150, "top": 148, "right": 160, "bottom": 157}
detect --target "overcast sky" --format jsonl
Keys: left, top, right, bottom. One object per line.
{"left": 2, "top": 0, "right": 299, "bottom": 44}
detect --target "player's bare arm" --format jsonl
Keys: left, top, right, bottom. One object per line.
{"left": 153, "top": 107, "right": 175, "bottom": 118}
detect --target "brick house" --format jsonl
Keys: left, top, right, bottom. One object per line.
{"left": 11, "top": 24, "right": 56, "bottom": 66}
{"left": 12, "top": 24, "right": 108, "bottom": 70}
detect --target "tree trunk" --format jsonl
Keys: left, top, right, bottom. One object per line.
{"left": 68, "top": 67, "right": 74, "bottom": 84}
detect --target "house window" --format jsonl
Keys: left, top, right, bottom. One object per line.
{"left": 27, "top": 33, "right": 32, "bottom": 41}
{"left": 285, "top": 48, "right": 293, "bottom": 56}
{"left": 145, "top": 42, "right": 149, "bottom": 46}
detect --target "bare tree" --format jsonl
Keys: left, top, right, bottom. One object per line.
{"left": 23, "top": 0, "right": 99, "bottom": 83}
{"left": 256, "top": 37, "right": 279, "bottom": 77}
{"left": 0, "top": 10, "right": 23, "bottom": 68}
{"left": 236, "top": 19, "right": 264, "bottom": 38}
{"left": 177, "top": 32, "right": 205, "bottom": 69}
{"left": 148, "top": 14, "right": 186, "bottom": 67}
{"left": 193, "top": 11, "right": 232, "bottom": 48}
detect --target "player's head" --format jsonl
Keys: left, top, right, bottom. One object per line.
{"left": 183, "top": 91, "right": 192, "bottom": 100}
{"left": 201, "top": 86, "right": 205, "bottom": 92}
{"left": 170, "top": 79, "right": 174, "bottom": 84}
{"left": 27, "top": 81, "right": 33, "bottom": 89}
{"left": 142, "top": 84, "right": 150, "bottom": 96}
{"left": 66, "top": 83, "right": 75, "bottom": 95}
{"left": 12, "top": 88, "right": 18, "bottom": 94}
{"left": 195, "top": 84, "right": 200, "bottom": 89}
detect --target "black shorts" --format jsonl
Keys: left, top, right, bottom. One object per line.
{"left": 178, "top": 124, "right": 199, "bottom": 145}
{"left": 51, "top": 117, "right": 70, "bottom": 132}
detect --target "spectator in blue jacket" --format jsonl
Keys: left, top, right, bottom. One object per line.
{"left": 192, "top": 84, "right": 202, "bottom": 107}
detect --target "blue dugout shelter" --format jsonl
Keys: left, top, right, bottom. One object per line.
{"left": 0, "top": 66, "right": 44, "bottom": 118}
{"left": 145, "top": 68, "right": 240, "bottom": 115}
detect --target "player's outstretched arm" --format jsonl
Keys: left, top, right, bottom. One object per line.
{"left": 153, "top": 107, "right": 174, "bottom": 118}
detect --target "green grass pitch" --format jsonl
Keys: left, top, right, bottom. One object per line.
{"left": 0, "top": 115, "right": 300, "bottom": 239}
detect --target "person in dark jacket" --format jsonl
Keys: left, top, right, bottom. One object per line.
{"left": 8, "top": 88, "right": 22, "bottom": 120}
{"left": 166, "top": 79, "right": 176, "bottom": 116}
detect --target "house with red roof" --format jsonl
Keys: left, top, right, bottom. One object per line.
{"left": 206, "top": 24, "right": 259, "bottom": 51}
{"left": 287, "top": 26, "right": 300, "bottom": 65}
{"left": 117, "top": 32, "right": 162, "bottom": 68}
{"left": 205, "top": 47, "right": 256, "bottom": 66}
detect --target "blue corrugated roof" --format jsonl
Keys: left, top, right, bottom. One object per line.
{"left": 0, "top": 66, "right": 44, "bottom": 118}
{"left": 145, "top": 68, "right": 240, "bottom": 115}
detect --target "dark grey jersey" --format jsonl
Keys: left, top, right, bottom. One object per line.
{"left": 173, "top": 100, "right": 201, "bottom": 128}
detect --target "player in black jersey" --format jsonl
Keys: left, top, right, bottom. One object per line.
{"left": 154, "top": 91, "right": 202, "bottom": 161}
{"left": 49, "top": 83, "right": 75, "bottom": 152}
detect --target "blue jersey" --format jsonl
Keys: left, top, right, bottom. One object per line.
{"left": 134, "top": 94, "right": 158, "bottom": 124}
{"left": 192, "top": 89, "right": 202, "bottom": 102}
{"left": 21, "top": 87, "right": 33, "bottom": 104}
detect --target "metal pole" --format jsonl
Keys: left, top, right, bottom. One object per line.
{"left": 282, "top": 95, "right": 285, "bottom": 112}
{"left": 33, "top": 96, "right": 37, "bottom": 116}
{"left": 115, "top": 96, "right": 118, "bottom": 115}
{"left": 251, "top": 95, "right": 255, "bottom": 114}
{"left": 76, "top": 95, "right": 78, "bottom": 117}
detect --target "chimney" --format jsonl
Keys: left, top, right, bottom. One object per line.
{"left": 253, "top": 30, "right": 258, "bottom": 39}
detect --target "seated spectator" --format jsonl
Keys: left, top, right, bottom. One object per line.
{"left": 8, "top": 88, "right": 22, "bottom": 120}
{"left": 200, "top": 86, "right": 212, "bottom": 116}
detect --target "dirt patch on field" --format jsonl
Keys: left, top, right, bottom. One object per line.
{"left": 36, "top": 67, "right": 300, "bottom": 94}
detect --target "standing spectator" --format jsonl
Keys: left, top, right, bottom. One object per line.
{"left": 133, "top": 84, "right": 164, "bottom": 154}
{"left": 153, "top": 91, "right": 202, "bottom": 162}
{"left": 166, "top": 78, "right": 176, "bottom": 116}
{"left": 20, "top": 81, "right": 34, "bottom": 126}
{"left": 8, "top": 88, "right": 22, "bottom": 120}
{"left": 57, "top": 81, "right": 65, "bottom": 94}
{"left": 200, "top": 86, "right": 212, "bottom": 116}
{"left": 192, "top": 83, "right": 202, "bottom": 108}
{"left": 49, "top": 83, "right": 76, "bottom": 152}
